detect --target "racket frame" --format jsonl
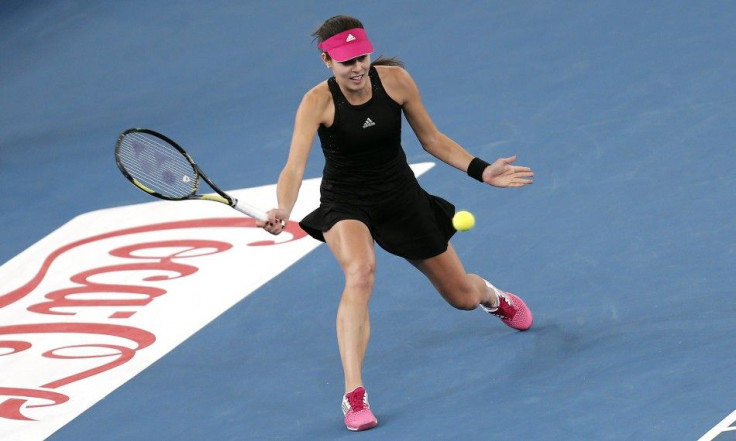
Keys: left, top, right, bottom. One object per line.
{"left": 115, "top": 128, "right": 268, "bottom": 221}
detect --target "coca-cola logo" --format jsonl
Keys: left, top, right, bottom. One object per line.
{"left": 0, "top": 214, "right": 314, "bottom": 438}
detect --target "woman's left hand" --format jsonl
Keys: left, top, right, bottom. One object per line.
{"left": 483, "top": 155, "right": 534, "bottom": 188}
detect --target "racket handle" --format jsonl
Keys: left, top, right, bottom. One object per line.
{"left": 232, "top": 198, "right": 268, "bottom": 221}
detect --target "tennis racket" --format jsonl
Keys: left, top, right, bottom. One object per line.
{"left": 115, "top": 128, "right": 268, "bottom": 221}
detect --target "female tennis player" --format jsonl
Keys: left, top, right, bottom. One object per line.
{"left": 257, "top": 15, "right": 534, "bottom": 432}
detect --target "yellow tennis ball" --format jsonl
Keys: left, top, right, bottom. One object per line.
{"left": 452, "top": 210, "right": 475, "bottom": 231}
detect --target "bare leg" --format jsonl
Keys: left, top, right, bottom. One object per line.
{"left": 409, "top": 243, "right": 498, "bottom": 310}
{"left": 323, "top": 220, "right": 376, "bottom": 393}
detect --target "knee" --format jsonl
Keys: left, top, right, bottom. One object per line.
{"left": 439, "top": 284, "right": 479, "bottom": 311}
{"left": 446, "top": 295, "right": 478, "bottom": 311}
{"left": 343, "top": 260, "right": 376, "bottom": 295}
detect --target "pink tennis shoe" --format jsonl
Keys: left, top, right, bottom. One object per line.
{"left": 341, "top": 387, "right": 378, "bottom": 431}
{"left": 481, "top": 291, "right": 533, "bottom": 331}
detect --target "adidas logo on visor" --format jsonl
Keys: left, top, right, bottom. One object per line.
{"left": 346, "top": 33, "right": 356, "bottom": 42}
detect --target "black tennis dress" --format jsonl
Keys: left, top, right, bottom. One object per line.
{"left": 299, "top": 66, "right": 456, "bottom": 260}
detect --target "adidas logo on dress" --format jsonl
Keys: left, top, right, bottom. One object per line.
{"left": 362, "top": 118, "right": 376, "bottom": 129}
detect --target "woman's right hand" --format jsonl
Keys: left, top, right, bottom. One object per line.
{"left": 256, "top": 208, "right": 290, "bottom": 235}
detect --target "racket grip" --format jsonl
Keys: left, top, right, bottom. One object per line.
{"left": 232, "top": 198, "right": 268, "bottom": 221}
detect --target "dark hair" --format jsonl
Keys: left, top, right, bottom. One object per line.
{"left": 312, "top": 15, "right": 404, "bottom": 68}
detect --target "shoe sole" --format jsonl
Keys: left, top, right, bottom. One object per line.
{"left": 346, "top": 420, "right": 378, "bottom": 431}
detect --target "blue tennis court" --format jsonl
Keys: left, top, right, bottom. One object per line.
{"left": 2, "top": 1, "right": 735, "bottom": 440}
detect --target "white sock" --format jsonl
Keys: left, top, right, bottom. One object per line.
{"left": 482, "top": 279, "right": 503, "bottom": 309}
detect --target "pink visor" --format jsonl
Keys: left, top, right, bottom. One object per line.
{"left": 317, "top": 28, "right": 374, "bottom": 62}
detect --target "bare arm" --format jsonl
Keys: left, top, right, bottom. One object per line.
{"left": 259, "top": 83, "right": 331, "bottom": 233}
{"left": 378, "top": 66, "right": 533, "bottom": 188}
{"left": 389, "top": 68, "right": 473, "bottom": 170}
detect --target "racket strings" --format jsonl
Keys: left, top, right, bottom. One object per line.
{"left": 117, "top": 132, "right": 198, "bottom": 199}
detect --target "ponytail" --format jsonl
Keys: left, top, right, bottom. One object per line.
{"left": 371, "top": 56, "right": 405, "bottom": 68}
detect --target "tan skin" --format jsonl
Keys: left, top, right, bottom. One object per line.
{"left": 256, "top": 53, "right": 534, "bottom": 394}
